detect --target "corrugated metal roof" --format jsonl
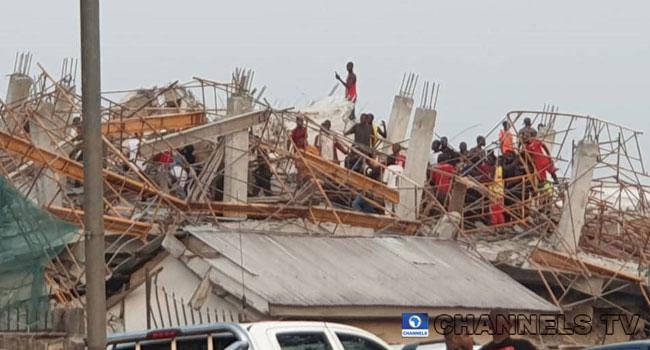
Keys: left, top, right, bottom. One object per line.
{"left": 183, "top": 227, "right": 558, "bottom": 312}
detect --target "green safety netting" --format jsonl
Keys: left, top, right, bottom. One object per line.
{"left": 0, "top": 174, "right": 77, "bottom": 330}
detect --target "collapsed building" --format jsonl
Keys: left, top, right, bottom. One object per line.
{"left": 0, "top": 53, "right": 649, "bottom": 347}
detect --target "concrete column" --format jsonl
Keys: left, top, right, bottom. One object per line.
{"left": 396, "top": 107, "right": 437, "bottom": 220}
{"left": 30, "top": 102, "right": 63, "bottom": 207}
{"left": 554, "top": 140, "right": 598, "bottom": 253}
{"left": 386, "top": 95, "right": 414, "bottom": 145}
{"left": 2, "top": 73, "right": 33, "bottom": 134}
{"left": 223, "top": 95, "right": 252, "bottom": 216}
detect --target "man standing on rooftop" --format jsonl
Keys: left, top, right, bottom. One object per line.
{"left": 336, "top": 61, "right": 357, "bottom": 102}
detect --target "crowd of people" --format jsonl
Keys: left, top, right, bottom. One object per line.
{"left": 103, "top": 60, "right": 558, "bottom": 223}
{"left": 289, "top": 58, "right": 561, "bottom": 222}
{"left": 427, "top": 117, "right": 558, "bottom": 225}
{"left": 288, "top": 101, "right": 559, "bottom": 223}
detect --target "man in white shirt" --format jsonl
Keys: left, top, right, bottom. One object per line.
{"left": 121, "top": 133, "right": 145, "bottom": 170}
{"left": 429, "top": 139, "right": 441, "bottom": 167}
{"left": 383, "top": 155, "right": 404, "bottom": 213}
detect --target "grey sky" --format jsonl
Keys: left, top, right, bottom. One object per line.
{"left": 1, "top": 0, "right": 649, "bottom": 151}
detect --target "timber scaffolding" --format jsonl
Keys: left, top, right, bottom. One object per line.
{"left": 1, "top": 55, "right": 650, "bottom": 341}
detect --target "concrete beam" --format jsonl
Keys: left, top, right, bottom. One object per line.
{"left": 386, "top": 95, "right": 414, "bottom": 144}
{"left": 187, "top": 201, "right": 420, "bottom": 234}
{"left": 554, "top": 140, "right": 598, "bottom": 253}
{"left": 397, "top": 107, "right": 437, "bottom": 220}
{"left": 138, "top": 109, "right": 269, "bottom": 158}
{"left": 530, "top": 248, "right": 641, "bottom": 282}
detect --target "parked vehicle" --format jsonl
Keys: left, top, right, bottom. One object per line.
{"left": 107, "top": 321, "right": 393, "bottom": 350}
{"left": 391, "top": 340, "right": 481, "bottom": 350}
{"left": 587, "top": 340, "right": 650, "bottom": 350}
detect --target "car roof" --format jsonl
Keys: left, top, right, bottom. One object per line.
{"left": 106, "top": 322, "right": 247, "bottom": 344}
{"left": 589, "top": 340, "right": 650, "bottom": 350}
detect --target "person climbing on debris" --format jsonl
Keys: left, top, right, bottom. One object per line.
{"left": 524, "top": 130, "right": 559, "bottom": 185}
{"left": 367, "top": 114, "right": 387, "bottom": 148}
{"left": 480, "top": 308, "right": 536, "bottom": 350}
{"left": 250, "top": 153, "right": 273, "bottom": 197}
{"left": 498, "top": 121, "right": 514, "bottom": 155}
{"left": 459, "top": 141, "right": 468, "bottom": 159}
{"left": 390, "top": 143, "right": 406, "bottom": 168}
{"left": 440, "top": 136, "right": 460, "bottom": 166}
{"left": 469, "top": 135, "right": 487, "bottom": 165}
{"left": 289, "top": 116, "right": 308, "bottom": 150}
{"left": 429, "top": 140, "right": 441, "bottom": 168}
{"left": 429, "top": 152, "right": 455, "bottom": 205}
{"left": 476, "top": 150, "right": 495, "bottom": 183}
{"left": 314, "top": 120, "right": 348, "bottom": 164}
{"left": 518, "top": 117, "right": 535, "bottom": 145}
{"left": 353, "top": 163, "right": 382, "bottom": 214}
{"left": 335, "top": 61, "right": 357, "bottom": 102}
{"left": 344, "top": 114, "right": 373, "bottom": 150}
{"left": 383, "top": 154, "right": 403, "bottom": 213}
{"left": 489, "top": 155, "right": 506, "bottom": 226}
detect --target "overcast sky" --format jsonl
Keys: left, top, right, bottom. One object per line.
{"left": 1, "top": 0, "right": 649, "bottom": 151}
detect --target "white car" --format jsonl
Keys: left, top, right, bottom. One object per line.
{"left": 391, "top": 341, "right": 482, "bottom": 350}
{"left": 107, "top": 321, "right": 393, "bottom": 350}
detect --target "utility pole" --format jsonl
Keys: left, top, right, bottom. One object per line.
{"left": 80, "top": 0, "right": 106, "bottom": 349}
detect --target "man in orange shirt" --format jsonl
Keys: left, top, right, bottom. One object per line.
{"left": 498, "top": 121, "right": 514, "bottom": 155}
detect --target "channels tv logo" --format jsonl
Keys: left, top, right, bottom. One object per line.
{"left": 402, "top": 313, "right": 429, "bottom": 338}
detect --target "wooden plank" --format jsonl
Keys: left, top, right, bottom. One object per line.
{"left": 138, "top": 109, "right": 270, "bottom": 157}
{"left": 301, "top": 150, "right": 399, "bottom": 204}
{"left": 187, "top": 201, "right": 419, "bottom": 234}
{"left": 101, "top": 111, "right": 205, "bottom": 136}
{"left": 530, "top": 248, "right": 642, "bottom": 283}
{"left": 47, "top": 205, "right": 153, "bottom": 237}
{"left": 0, "top": 130, "right": 186, "bottom": 207}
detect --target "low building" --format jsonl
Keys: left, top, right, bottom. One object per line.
{"left": 108, "top": 226, "right": 558, "bottom": 344}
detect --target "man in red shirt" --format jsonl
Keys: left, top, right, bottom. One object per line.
{"left": 430, "top": 153, "right": 455, "bottom": 204}
{"left": 335, "top": 61, "right": 357, "bottom": 102}
{"left": 524, "top": 131, "right": 558, "bottom": 184}
{"left": 289, "top": 117, "right": 308, "bottom": 150}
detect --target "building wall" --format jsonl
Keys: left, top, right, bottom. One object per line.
{"left": 107, "top": 256, "right": 240, "bottom": 333}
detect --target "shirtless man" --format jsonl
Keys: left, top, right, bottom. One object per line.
{"left": 335, "top": 61, "right": 357, "bottom": 102}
